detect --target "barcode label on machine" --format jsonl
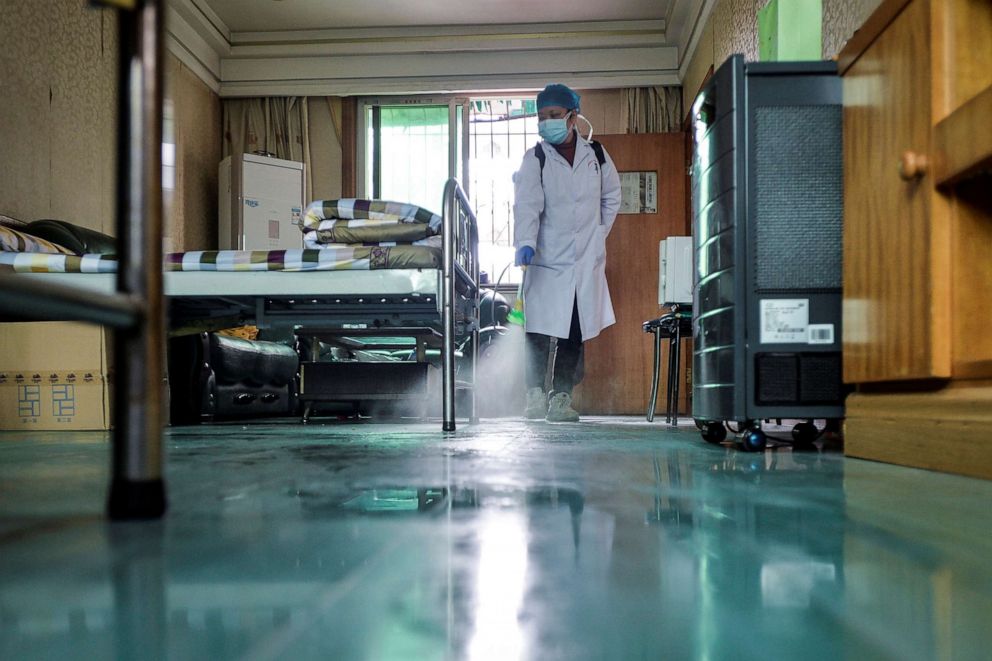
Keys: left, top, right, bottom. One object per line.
{"left": 759, "top": 299, "right": 809, "bottom": 343}
{"left": 808, "top": 324, "right": 834, "bottom": 344}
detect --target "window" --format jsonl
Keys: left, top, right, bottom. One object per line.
{"left": 469, "top": 99, "right": 537, "bottom": 285}
{"left": 365, "top": 104, "right": 451, "bottom": 213}
{"left": 361, "top": 96, "right": 539, "bottom": 284}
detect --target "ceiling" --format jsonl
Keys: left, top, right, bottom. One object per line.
{"left": 200, "top": 0, "right": 675, "bottom": 32}
{"left": 170, "top": 0, "right": 710, "bottom": 96}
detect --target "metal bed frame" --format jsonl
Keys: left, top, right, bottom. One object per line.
{"left": 0, "top": 0, "right": 480, "bottom": 520}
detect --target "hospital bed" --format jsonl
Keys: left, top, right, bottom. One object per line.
{"left": 0, "top": 179, "right": 481, "bottom": 431}
{"left": 0, "top": 0, "right": 478, "bottom": 521}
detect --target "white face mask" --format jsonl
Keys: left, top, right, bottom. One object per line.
{"left": 538, "top": 112, "right": 572, "bottom": 145}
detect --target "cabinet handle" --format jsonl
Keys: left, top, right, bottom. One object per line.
{"left": 899, "top": 151, "right": 929, "bottom": 181}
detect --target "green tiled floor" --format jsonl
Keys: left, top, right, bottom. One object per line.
{"left": 2, "top": 419, "right": 991, "bottom": 660}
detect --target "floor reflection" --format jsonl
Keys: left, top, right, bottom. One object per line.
{"left": 2, "top": 421, "right": 992, "bottom": 660}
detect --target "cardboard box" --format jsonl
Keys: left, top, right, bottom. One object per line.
{"left": 0, "top": 322, "right": 112, "bottom": 430}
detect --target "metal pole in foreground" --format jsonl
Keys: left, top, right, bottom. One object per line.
{"left": 106, "top": 0, "right": 167, "bottom": 519}
{"left": 441, "top": 180, "right": 457, "bottom": 431}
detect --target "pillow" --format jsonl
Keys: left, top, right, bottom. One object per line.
{"left": 24, "top": 219, "right": 117, "bottom": 255}
{"left": 0, "top": 225, "right": 74, "bottom": 254}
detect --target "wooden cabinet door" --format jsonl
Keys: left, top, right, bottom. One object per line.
{"left": 842, "top": 0, "right": 951, "bottom": 383}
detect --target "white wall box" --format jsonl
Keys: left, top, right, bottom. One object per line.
{"left": 219, "top": 153, "right": 305, "bottom": 251}
{"left": 658, "top": 236, "right": 693, "bottom": 305}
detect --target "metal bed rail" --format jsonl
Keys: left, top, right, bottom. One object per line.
{"left": 441, "top": 178, "right": 480, "bottom": 431}
{"left": 0, "top": 0, "right": 166, "bottom": 520}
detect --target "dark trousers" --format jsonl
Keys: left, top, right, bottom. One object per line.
{"left": 526, "top": 299, "right": 583, "bottom": 395}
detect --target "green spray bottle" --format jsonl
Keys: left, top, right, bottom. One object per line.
{"left": 507, "top": 267, "right": 526, "bottom": 326}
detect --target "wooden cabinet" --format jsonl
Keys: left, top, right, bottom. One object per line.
{"left": 842, "top": 0, "right": 950, "bottom": 383}
{"left": 839, "top": 0, "right": 992, "bottom": 479}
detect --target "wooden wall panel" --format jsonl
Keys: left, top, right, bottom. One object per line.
{"left": 573, "top": 133, "right": 687, "bottom": 415}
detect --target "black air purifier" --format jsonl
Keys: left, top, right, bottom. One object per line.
{"left": 691, "top": 55, "right": 844, "bottom": 450}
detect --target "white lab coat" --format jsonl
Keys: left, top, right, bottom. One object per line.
{"left": 512, "top": 130, "right": 622, "bottom": 340}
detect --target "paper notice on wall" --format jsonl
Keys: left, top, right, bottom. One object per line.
{"left": 619, "top": 172, "right": 657, "bottom": 214}
{"left": 760, "top": 299, "right": 809, "bottom": 344}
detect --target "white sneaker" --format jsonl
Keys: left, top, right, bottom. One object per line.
{"left": 524, "top": 387, "right": 546, "bottom": 419}
{"left": 546, "top": 392, "right": 579, "bottom": 422}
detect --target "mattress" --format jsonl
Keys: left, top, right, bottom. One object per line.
{"left": 0, "top": 247, "right": 441, "bottom": 274}
{"left": 8, "top": 266, "right": 440, "bottom": 298}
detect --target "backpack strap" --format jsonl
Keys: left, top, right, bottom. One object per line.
{"left": 534, "top": 143, "right": 546, "bottom": 186}
{"left": 589, "top": 140, "right": 606, "bottom": 167}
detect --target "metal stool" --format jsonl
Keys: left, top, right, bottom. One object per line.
{"left": 643, "top": 306, "right": 693, "bottom": 425}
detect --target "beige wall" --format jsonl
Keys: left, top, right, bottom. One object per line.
{"left": 167, "top": 58, "right": 221, "bottom": 251}
{"left": 576, "top": 89, "right": 627, "bottom": 136}
{"left": 0, "top": 1, "right": 117, "bottom": 233}
{"left": 0, "top": 0, "right": 221, "bottom": 249}
{"left": 682, "top": 0, "right": 883, "bottom": 112}
{"left": 308, "top": 98, "right": 344, "bottom": 202}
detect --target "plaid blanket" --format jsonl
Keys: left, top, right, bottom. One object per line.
{"left": 0, "top": 253, "right": 116, "bottom": 273}
{"left": 302, "top": 234, "right": 443, "bottom": 250}
{"left": 302, "top": 199, "right": 442, "bottom": 234}
{"left": 0, "top": 247, "right": 441, "bottom": 273}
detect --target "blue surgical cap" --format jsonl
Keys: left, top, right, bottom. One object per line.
{"left": 537, "top": 84, "right": 580, "bottom": 111}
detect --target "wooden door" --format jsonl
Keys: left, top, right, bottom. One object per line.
{"left": 841, "top": 0, "right": 951, "bottom": 383}
{"left": 572, "top": 133, "right": 687, "bottom": 415}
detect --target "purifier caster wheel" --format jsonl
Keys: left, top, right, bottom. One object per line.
{"left": 700, "top": 422, "right": 727, "bottom": 444}
{"left": 740, "top": 428, "right": 767, "bottom": 452}
{"left": 791, "top": 421, "right": 819, "bottom": 447}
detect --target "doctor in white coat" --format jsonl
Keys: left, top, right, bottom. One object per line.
{"left": 513, "top": 83, "right": 622, "bottom": 422}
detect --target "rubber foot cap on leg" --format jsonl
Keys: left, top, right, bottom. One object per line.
{"left": 108, "top": 479, "right": 167, "bottom": 520}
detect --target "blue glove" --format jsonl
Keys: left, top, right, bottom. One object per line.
{"left": 515, "top": 246, "right": 535, "bottom": 266}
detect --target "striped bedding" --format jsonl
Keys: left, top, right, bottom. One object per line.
{"left": 0, "top": 199, "right": 448, "bottom": 273}
{"left": 302, "top": 199, "right": 442, "bottom": 236}
{"left": 0, "top": 246, "right": 441, "bottom": 273}
{"left": 302, "top": 233, "right": 442, "bottom": 251}
{"left": 303, "top": 218, "right": 436, "bottom": 244}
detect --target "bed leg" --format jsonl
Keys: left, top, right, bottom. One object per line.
{"left": 107, "top": 0, "right": 167, "bottom": 520}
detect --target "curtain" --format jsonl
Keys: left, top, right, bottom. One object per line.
{"left": 624, "top": 86, "right": 683, "bottom": 133}
{"left": 222, "top": 97, "right": 313, "bottom": 204}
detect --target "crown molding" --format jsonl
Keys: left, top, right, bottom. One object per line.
{"left": 164, "top": 5, "right": 684, "bottom": 96}
{"left": 675, "top": 0, "right": 718, "bottom": 80}
{"left": 229, "top": 19, "right": 664, "bottom": 48}
{"left": 165, "top": 6, "right": 222, "bottom": 92}
{"left": 228, "top": 25, "right": 666, "bottom": 58}
{"left": 170, "top": 0, "right": 231, "bottom": 49}
{"left": 220, "top": 71, "right": 681, "bottom": 98}
{"left": 220, "top": 45, "right": 677, "bottom": 97}
{"left": 165, "top": 0, "right": 233, "bottom": 92}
